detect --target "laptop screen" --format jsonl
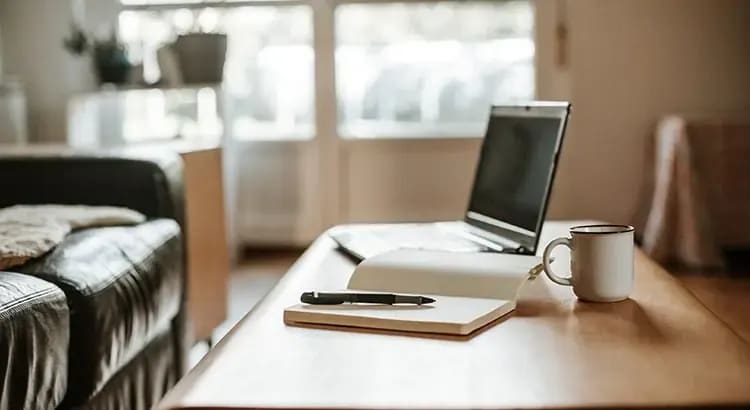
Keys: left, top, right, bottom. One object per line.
{"left": 466, "top": 105, "right": 568, "bottom": 251}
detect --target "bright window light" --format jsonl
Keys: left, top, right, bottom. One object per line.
{"left": 118, "top": 5, "right": 315, "bottom": 140}
{"left": 335, "top": 1, "right": 534, "bottom": 138}
{"left": 117, "top": 0, "right": 533, "bottom": 140}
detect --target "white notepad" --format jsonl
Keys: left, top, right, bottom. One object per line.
{"left": 284, "top": 250, "right": 541, "bottom": 335}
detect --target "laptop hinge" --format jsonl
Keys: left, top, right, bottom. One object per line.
{"left": 465, "top": 227, "right": 525, "bottom": 252}
{"left": 446, "top": 222, "right": 526, "bottom": 253}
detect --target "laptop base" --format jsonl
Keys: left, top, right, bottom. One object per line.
{"left": 329, "top": 222, "right": 507, "bottom": 262}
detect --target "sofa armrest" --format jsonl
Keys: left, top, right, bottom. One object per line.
{"left": 0, "top": 151, "right": 185, "bottom": 227}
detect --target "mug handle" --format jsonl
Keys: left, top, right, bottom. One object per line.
{"left": 543, "top": 237, "right": 573, "bottom": 286}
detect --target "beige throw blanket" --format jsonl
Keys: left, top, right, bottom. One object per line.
{"left": 642, "top": 116, "right": 750, "bottom": 268}
{"left": 0, "top": 205, "right": 146, "bottom": 270}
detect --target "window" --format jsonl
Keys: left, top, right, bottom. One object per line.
{"left": 119, "top": 3, "right": 314, "bottom": 140}
{"left": 118, "top": 0, "right": 533, "bottom": 140}
{"left": 336, "top": 1, "right": 534, "bottom": 138}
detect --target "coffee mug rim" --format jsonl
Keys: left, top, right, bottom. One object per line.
{"left": 569, "top": 224, "right": 634, "bottom": 235}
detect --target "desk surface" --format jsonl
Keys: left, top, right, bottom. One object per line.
{"left": 159, "top": 221, "right": 750, "bottom": 409}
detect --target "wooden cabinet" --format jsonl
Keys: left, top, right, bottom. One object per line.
{"left": 180, "top": 147, "right": 230, "bottom": 341}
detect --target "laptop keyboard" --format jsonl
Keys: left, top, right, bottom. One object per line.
{"left": 330, "top": 223, "right": 506, "bottom": 261}
{"left": 368, "top": 225, "right": 490, "bottom": 252}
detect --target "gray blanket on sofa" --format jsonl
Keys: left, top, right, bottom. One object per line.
{"left": 0, "top": 205, "right": 145, "bottom": 269}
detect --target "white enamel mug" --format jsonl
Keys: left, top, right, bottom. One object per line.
{"left": 542, "top": 224, "right": 635, "bottom": 302}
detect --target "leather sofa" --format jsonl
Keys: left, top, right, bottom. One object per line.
{"left": 0, "top": 152, "right": 189, "bottom": 410}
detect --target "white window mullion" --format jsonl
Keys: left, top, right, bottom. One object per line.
{"left": 311, "top": 0, "right": 342, "bottom": 229}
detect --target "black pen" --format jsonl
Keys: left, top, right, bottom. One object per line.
{"left": 301, "top": 291, "right": 435, "bottom": 305}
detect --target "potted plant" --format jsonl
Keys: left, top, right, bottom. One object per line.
{"left": 64, "top": 24, "right": 131, "bottom": 86}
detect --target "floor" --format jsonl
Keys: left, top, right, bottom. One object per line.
{"left": 216, "top": 250, "right": 302, "bottom": 339}
{"left": 189, "top": 250, "right": 301, "bottom": 365}
{"left": 191, "top": 252, "right": 750, "bottom": 365}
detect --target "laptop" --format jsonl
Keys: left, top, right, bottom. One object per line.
{"left": 330, "top": 101, "right": 572, "bottom": 261}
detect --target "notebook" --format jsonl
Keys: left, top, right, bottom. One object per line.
{"left": 283, "top": 250, "right": 541, "bottom": 335}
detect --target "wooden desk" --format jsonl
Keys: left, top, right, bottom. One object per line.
{"left": 159, "top": 221, "right": 750, "bottom": 409}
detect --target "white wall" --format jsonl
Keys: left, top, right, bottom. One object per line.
{"left": 233, "top": 140, "right": 322, "bottom": 245}
{"left": 1, "top": 0, "right": 85, "bottom": 142}
{"left": 553, "top": 0, "right": 750, "bottom": 228}
{"left": 0, "top": 0, "right": 114, "bottom": 142}
{"left": 0, "top": 18, "right": 3, "bottom": 77}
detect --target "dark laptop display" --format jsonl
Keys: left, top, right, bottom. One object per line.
{"left": 465, "top": 105, "right": 569, "bottom": 254}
